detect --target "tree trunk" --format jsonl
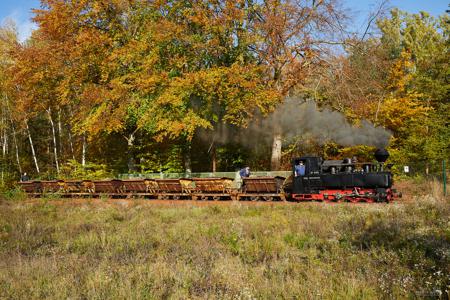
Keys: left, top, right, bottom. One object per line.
{"left": 270, "top": 75, "right": 284, "bottom": 171}
{"left": 2, "top": 108, "right": 7, "bottom": 157}
{"left": 67, "top": 125, "right": 75, "bottom": 160}
{"left": 5, "top": 98, "right": 21, "bottom": 173}
{"left": 10, "top": 120, "right": 22, "bottom": 174}
{"left": 270, "top": 125, "right": 282, "bottom": 171}
{"left": 1, "top": 115, "right": 5, "bottom": 186}
{"left": 67, "top": 107, "right": 76, "bottom": 160}
{"left": 184, "top": 141, "right": 192, "bottom": 175}
{"left": 212, "top": 145, "right": 217, "bottom": 173}
{"left": 47, "top": 109, "right": 60, "bottom": 174}
{"left": 126, "top": 133, "right": 136, "bottom": 173}
{"left": 81, "top": 134, "right": 87, "bottom": 167}
{"left": 25, "top": 121, "right": 40, "bottom": 174}
{"left": 2, "top": 128, "right": 7, "bottom": 157}
{"left": 58, "top": 108, "right": 63, "bottom": 157}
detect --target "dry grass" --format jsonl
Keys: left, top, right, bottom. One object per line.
{"left": 0, "top": 183, "right": 449, "bottom": 299}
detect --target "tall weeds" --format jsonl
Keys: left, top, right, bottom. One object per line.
{"left": 0, "top": 194, "right": 448, "bottom": 299}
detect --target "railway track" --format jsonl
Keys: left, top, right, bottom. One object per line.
{"left": 22, "top": 198, "right": 393, "bottom": 208}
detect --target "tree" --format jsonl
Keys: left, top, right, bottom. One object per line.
{"left": 0, "top": 22, "right": 23, "bottom": 182}
{"left": 320, "top": 9, "right": 449, "bottom": 167}
{"left": 247, "top": 0, "right": 347, "bottom": 170}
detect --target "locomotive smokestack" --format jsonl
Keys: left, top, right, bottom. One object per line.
{"left": 374, "top": 148, "right": 389, "bottom": 163}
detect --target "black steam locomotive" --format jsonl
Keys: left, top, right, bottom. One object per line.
{"left": 289, "top": 148, "right": 399, "bottom": 202}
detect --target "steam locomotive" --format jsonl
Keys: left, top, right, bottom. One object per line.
{"left": 288, "top": 148, "right": 400, "bottom": 202}
{"left": 19, "top": 149, "right": 400, "bottom": 203}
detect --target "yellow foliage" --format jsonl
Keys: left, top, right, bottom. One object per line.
{"left": 387, "top": 50, "right": 415, "bottom": 93}
{"left": 376, "top": 94, "right": 429, "bottom": 135}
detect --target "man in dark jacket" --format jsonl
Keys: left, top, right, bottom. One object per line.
{"left": 239, "top": 167, "right": 250, "bottom": 178}
{"left": 20, "top": 172, "right": 30, "bottom": 182}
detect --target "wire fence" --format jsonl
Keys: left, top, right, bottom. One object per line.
{"left": 395, "top": 160, "right": 448, "bottom": 180}
{"left": 388, "top": 160, "right": 448, "bottom": 196}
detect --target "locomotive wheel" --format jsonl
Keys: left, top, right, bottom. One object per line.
{"left": 348, "top": 197, "right": 359, "bottom": 203}
{"left": 365, "top": 197, "right": 375, "bottom": 203}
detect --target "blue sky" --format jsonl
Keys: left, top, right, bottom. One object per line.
{"left": 0, "top": 0, "right": 448, "bottom": 42}
{"left": 346, "top": 0, "right": 449, "bottom": 33}
{"left": 0, "top": 0, "right": 40, "bottom": 42}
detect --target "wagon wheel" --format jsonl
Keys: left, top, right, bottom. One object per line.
{"left": 263, "top": 196, "right": 273, "bottom": 201}
{"left": 333, "top": 193, "right": 343, "bottom": 203}
{"left": 241, "top": 185, "right": 247, "bottom": 193}
{"left": 385, "top": 193, "right": 392, "bottom": 203}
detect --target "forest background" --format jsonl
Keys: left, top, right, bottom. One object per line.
{"left": 0, "top": 0, "right": 448, "bottom": 184}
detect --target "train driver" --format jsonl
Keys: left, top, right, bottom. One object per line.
{"left": 295, "top": 161, "right": 306, "bottom": 177}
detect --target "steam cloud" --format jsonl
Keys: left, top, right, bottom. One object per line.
{"left": 200, "top": 98, "right": 391, "bottom": 149}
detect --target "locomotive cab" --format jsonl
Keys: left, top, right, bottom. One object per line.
{"left": 292, "top": 156, "right": 323, "bottom": 194}
{"left": 293, "top": 156, "right": 322, "bottom": 176}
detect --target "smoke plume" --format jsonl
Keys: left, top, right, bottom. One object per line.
{"left": 199, "top": 98, "right": 391, "bottom": 149}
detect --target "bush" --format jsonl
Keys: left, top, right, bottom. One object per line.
{"left": 60, "top": 159, "right": 113, "bottom": 179}
{"left": 2, "top": 187, "right": 27, "bottom": 202}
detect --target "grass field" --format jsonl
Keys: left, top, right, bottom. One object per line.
{"left": 0, "top": 181, "right": 449, "bottom": 299}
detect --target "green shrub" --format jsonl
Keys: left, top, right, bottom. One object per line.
{"left": 60, "top": 159, "right": 113, "bottom": 180}
{"left": 2, "top": 186, "right": 27, "bottom": 202}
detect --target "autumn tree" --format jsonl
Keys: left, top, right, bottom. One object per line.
{"left": 377, "top": 10, "right": 449, "bottom": 166}
{"left": 320, "top": 9, "right": 449, "bottom": 168}
{"left": 244, "top": 0, "right": 347, "bottom": 170}
{"left": 0, "top": 22, "right": 23, "bottom": 181}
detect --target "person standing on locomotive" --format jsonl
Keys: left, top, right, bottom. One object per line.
{"left": 295, "top": 161, "right": 305, "bottom": 177}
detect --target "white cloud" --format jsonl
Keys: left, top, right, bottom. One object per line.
{"left": 2, "top": 9, "right": 37, "bottom": 43}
